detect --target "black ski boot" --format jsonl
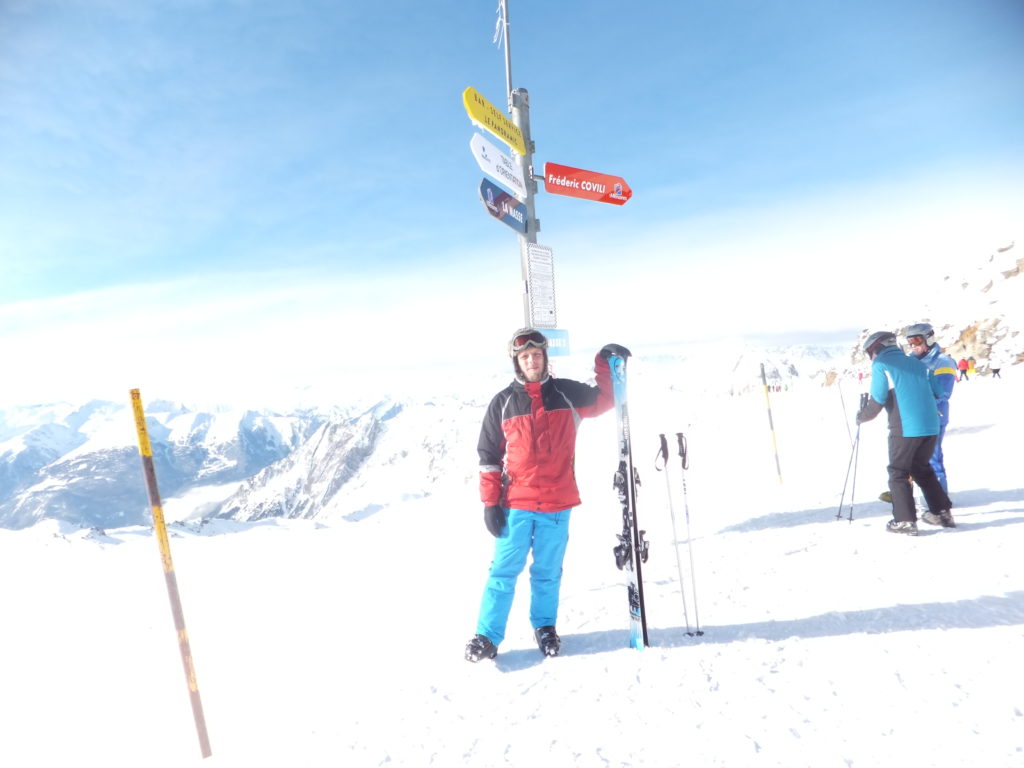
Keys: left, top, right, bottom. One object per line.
{"left": 534, "top": 625, "right": 561, "bottom": 657}
{"left": 464, "top": 634, "right": 497, "bottom": 663}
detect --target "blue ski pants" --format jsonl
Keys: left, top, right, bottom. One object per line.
{"left": 476, "top": 508, "right": 572, "bottom": 647}
{"left": 929, "top": 421, "right": 949, "bottom": 492}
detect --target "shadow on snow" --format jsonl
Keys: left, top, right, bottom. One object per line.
{"left": 494, "top": 590, "right": 1024, "bottom": 671}
{"left": 717, "top": 487, "right": 1024, "bottom": 534}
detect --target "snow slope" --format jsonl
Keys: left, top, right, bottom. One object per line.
{"left": 0, "top": 361, "right": 1020, "bottom": 767}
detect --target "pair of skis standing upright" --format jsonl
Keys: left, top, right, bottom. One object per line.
{"left": 608, "top": 351, "right": 703, "bottom": 649}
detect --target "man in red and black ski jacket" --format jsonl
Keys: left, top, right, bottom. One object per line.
{"left": 465, "top": 328, "right": 627, "bottom": 663}
{"left": 478, "top": 363, "right": 614, "bottom": 512}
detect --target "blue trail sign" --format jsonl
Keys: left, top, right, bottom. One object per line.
{"left": 479, "top": 178, "right": 527, "bottom": 234}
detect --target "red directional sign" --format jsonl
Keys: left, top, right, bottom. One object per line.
{"left": 543, "top": 162, "right": 632, "bottom": 205}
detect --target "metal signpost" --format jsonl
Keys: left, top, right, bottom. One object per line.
{"left": 462, "top": 0, "right": 632, "bottom": 351}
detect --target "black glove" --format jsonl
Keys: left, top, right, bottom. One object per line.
{"left": 856, "top": 395, "right": 884, "bottom": 425}
{"left": 599, "top": 343, "right": 632, "bottom": 360}
{"left": 484, "top": 505, "right": 506, "bottom": 537}
{"left": 855, "top": 392, "right": 870, "bottom": 424}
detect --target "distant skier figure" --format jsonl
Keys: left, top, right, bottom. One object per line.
{"left": 465, "top": 328, "right": 626, "bottom": 662}
{"left": 957, "top": 358, "right": 969, "bottom": 381}
{"left": 989, "top": 349, "right": 1010, "bottom": 378}
{"left": 905, "top": 323, "right": 957, "bottom": 497}
{"left": 857, "top": 331, "right": 954, "bottom": 535}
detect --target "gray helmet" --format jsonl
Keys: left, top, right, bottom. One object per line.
{"left": 508, "top": 328, "right": 549, "bottom": 379}
{"left": 863, "top": 331, "right": 898, "bottom": 357}
{"left": 508, "top": 328, "right": 548, "bottom": 357}
{"left": 905, "top": 322, "right": 935, "bottom": 342}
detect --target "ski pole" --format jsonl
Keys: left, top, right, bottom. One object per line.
{"left": 836, "top": 393, "right": 868, "bottom": 521}
{"left": 835, "top": 426, "right": 862, "bottom": 522}
{"left": 656, "top": 434, "right": 691, "bottom": 635}
{"left": 675, "top": 432, "right": 703, "bottom": 636}
{"left": 847, "top": 424, "right": 861, "bottom": 522}
{"left": 837, "top": 377, "right": 852, "bottom": 445}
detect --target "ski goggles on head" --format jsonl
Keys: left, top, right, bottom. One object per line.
{"left": 906, "top": 335, "right": 927, "bottom": 345}
{"left": 511, "top": 330, "right": 548, "bottom": 352}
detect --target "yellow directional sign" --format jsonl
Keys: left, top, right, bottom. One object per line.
{"left": 462, "top": 86, "right": 526, "bottom": 156}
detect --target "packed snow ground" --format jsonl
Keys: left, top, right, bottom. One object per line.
{"left": 1, "top": 359, "right": 1021, "bottom": 767}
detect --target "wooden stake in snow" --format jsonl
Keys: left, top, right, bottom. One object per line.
{"left": 760, "top": 364, "right": 784, "bottom": 484}
{"left": 130, "top": 389, "right": 212, "bottom": 759}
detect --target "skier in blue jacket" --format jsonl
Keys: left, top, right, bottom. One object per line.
{"left": 905, "top": 322, "right": 957, "bottom": 497}
{"left": 856, "top": 331, "right": 954, "bottom": 535}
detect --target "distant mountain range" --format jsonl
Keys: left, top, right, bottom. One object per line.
{"left": 0, "top": 394, "right": 486, "bottom": 530}
{"left": 0, "top": 359, "right": 833, "bottom": 530}
{"left": 0, "top": 402, "right": 325, "bottom": 529}
{"left": 2, "top": 247, "right": 1018, "bottom": 531}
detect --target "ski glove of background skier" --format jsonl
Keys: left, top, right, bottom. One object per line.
{"left": 484, "top": 505, "right": 506, "bottom": 537}
{"left": 855, "top": 392, "right": 882, "bottom": 425}
{"left": 599, "top": 343, "right": 631, "bottom": 360}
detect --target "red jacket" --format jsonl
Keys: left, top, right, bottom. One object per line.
{"left": 478, "top": 353, "right": 614, "bottom": 512}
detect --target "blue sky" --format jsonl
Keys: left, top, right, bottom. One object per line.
{"left": 1, "top": 0, "right": 1022, "bottom": 404}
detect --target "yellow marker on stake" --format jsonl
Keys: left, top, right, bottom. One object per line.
{"left": 130, "top": 389, "right": 213, "bottom": 759}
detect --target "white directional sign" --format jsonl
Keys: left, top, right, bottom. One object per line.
{"left": 470, "top": 133, "right": 527, "bottom": 202}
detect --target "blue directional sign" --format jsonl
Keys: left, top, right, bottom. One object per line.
{"left": 479, "top": 178, "right": 528, "bottom": 234}
{"left": 542, "top": 328, "right": 570, "bottom": 356}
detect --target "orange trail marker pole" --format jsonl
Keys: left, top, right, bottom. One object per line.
{"left": 130, "top": 389, "right": 212, "bottom": 759}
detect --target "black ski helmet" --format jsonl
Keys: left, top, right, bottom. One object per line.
{"left": 863, "top": 331, "right": 898, "bottom": 358}
{"left": 905, "top": 322, "right": 935, "bottom": 342}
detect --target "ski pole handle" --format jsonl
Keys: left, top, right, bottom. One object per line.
{"left": 675, "top": 432, "right": 689, "bottom": 470}
{"left": 658, "top": 434, "right": 669, "bottom": 464}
